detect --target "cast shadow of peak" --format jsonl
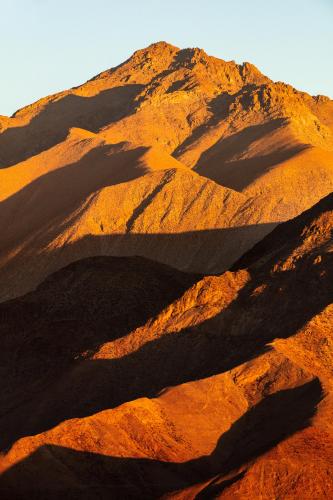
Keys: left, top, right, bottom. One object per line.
{"left": 48, "top": 222, "right": 277, "bottom": 276}
{"left": 0, "top": 84, "right": 144, "bottom": 167}
{"left": 0, "top": 379, "right": 322, "bottom": 499}
{"left": 194, "top": 120, "right": 308, "bottom": 191}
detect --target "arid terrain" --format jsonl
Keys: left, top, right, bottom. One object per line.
{"left": 0, "top": 42, "right": 332, "bottom": 498}
{"left": 1, "top": 42, "right": 333, "bottom": 300}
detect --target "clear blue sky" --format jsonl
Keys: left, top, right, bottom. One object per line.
{"left": 1, "top": 0, "right": 332, "bottom": 116}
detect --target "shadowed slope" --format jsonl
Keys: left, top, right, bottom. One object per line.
{"left": 0, "top": 255, "right": 199, "bottom": 445}
{"left": 0, "top": 380, "right": 323, "bottom": 499}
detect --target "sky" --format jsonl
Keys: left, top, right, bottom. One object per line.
{"left": 1, "top": 0, "right": 332, "bottom": 116}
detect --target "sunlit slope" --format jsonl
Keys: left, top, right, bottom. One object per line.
{"left": 0, "top": 193, "right": 332, "bottom": 498}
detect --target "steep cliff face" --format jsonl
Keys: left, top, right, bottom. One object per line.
{"left": 0, "top": 193, "right": 332, "bottom": 499}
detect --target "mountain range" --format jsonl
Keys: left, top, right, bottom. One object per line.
{"left": 0, "top": 42, "right": 332, "bottom": 498}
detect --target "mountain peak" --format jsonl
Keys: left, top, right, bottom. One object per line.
{"left": 130, "top": 40, "right": 179, "bottom": 62}
{"left": 145, "top": 40, "right": 179, "bottom": 51}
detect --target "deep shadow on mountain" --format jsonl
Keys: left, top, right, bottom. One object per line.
{"left": 0, "top": 235, "right": 331, "bottom": 450}
{"left": 0, "top": 380, "right": 322, "bottom": 499}
{"left": 0, "top": 84, "right": 143, "bottom": 167}
{"left": 39, "top": 224, "right": 277, "bottom": 277}
{"left": 0, "top": 255, "right": 199, "bottom": 446}
{"left": 194, "top": 120, "right": 308, "bottom": 190}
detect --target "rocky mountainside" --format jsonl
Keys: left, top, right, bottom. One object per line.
{"left": 0, "top": 42, "right": 332, "bottom": 498}
{"left": 0, "top": 191, "right": 332, "bottom": 499}
{"left": 0, "top": 42, "right": 333, "bottom": 300}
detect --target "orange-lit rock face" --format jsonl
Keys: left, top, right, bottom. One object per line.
{"left": 0, "top": 194, "right": 333, "bottom": 498}
{"left": 0, "top": 42, "right": 333, "bottom": 498}
{"left": 0, "top": 42, "right": 333, "bottom": 301}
